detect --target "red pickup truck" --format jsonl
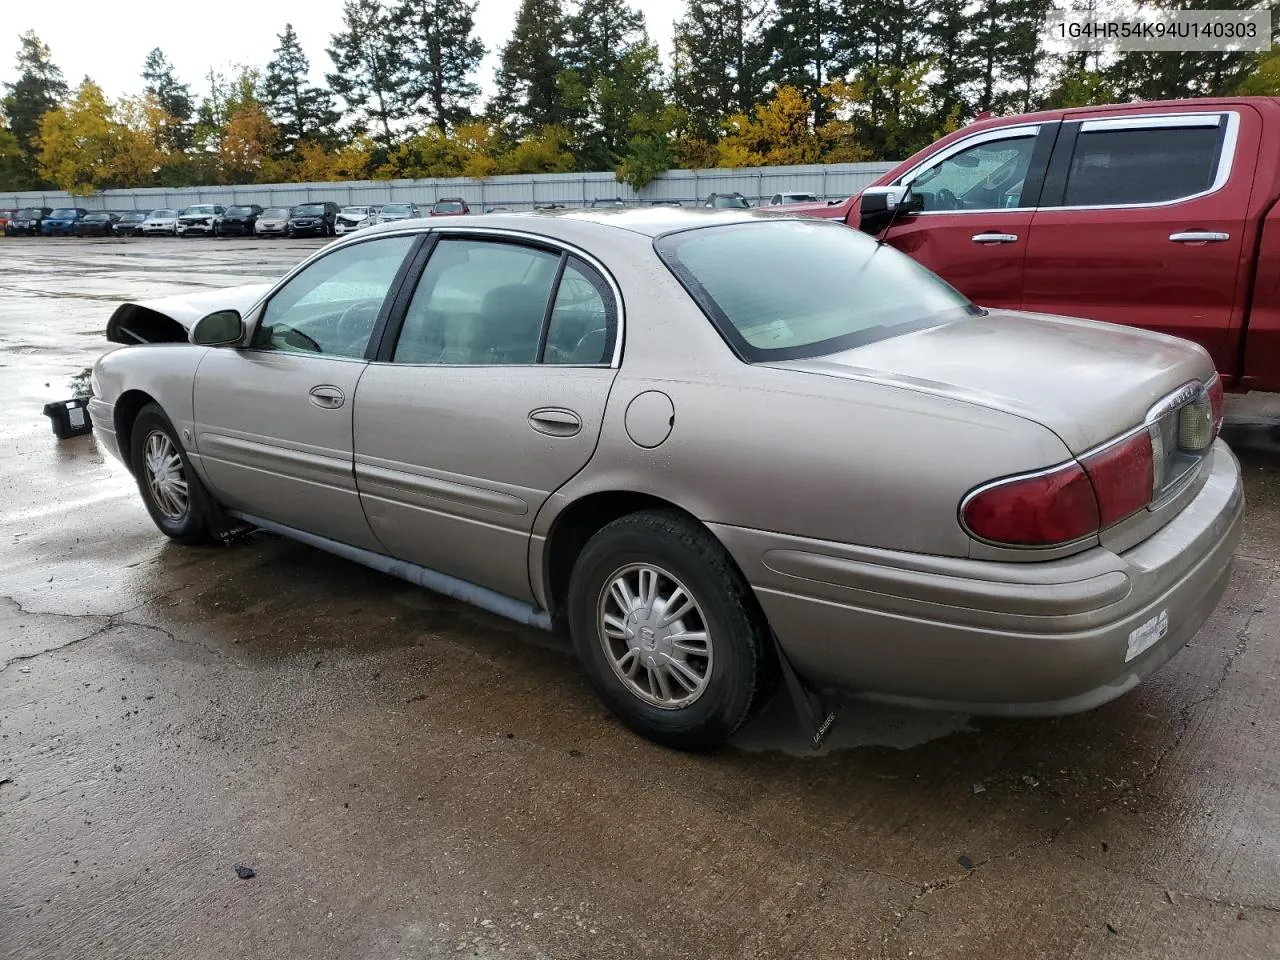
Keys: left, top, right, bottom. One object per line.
{"left": 789, "top": 97, "right": 1280, "bottom": 418}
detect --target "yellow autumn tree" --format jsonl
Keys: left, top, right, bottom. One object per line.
{"left": 218, "top": 101, "right": 279, "bottom": 184}
{"left": 500, "top": 126, "right": 574, "bottom": 175}
{"left": 37, "top": 80, "right": 117, "bottom": 194}
{"left": 715, "top": 86, "right": 823, "bottom": 168}
{"left": 110, "top": 95, "right": 166, "bottom": 187}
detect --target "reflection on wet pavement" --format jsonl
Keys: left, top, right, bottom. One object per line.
{"left": 1, "top": 238, "right": 1278, "bottom": 959}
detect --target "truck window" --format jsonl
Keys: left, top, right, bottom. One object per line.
{"left": 1063, "top": 123, "right": 1224, "bottom": 207}
{"left": 906, "top": 135, "right": 1036, "bottom": 212}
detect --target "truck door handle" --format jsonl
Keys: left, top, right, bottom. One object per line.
{"left": 529, "top": 407, "right": 582, "bottom": 437}
{"left": 1169, "top": 231, "right": 1230, "bottom": 243}
{"left": 309, "top": 385, "right": 345, "bottom": 409}
{"left": 971, "top": 232, "right": 1019, "bottom": 244}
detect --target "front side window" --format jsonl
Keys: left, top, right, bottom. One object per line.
{"left": 253, "top": 236, "right": 415, "bottom": 359}
{"left": 392, "top": 239, "right": 560, "bottom": 365}
{"left": 1061, "top": 122, "right": 1224, "bottom": 207}
{"left": 657, "top": 219, "right": 975, "bottom": 362}
{"left": 907, "top": 135, "right": 1036, "bottom": 211}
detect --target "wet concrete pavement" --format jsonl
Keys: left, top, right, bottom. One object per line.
{"left": 1, "top": 237, "right": 1278, "bottom": 959}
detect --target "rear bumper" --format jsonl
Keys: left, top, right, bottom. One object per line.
{"left": 712, "top": 441, "right": 1244, "bottom": 716}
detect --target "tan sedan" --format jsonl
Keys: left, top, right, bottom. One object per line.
{"left": 90, "top": 210, "right": 1244, "bottom": 748}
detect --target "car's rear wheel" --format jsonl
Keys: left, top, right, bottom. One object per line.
{"left": 567, "top": 509, "right": 775, "bottom": 750}
{"left": 130, "top": 404, "right": 217, "bottom": 545}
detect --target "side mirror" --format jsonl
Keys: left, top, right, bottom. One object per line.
{"left": 857, "top": 185, "right": 923, "bottom": 233}
{"left": 192, "top": 309, "right": 244, "bottom": 346}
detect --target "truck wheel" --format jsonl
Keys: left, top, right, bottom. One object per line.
{"left": 567, "top": 509, "right": 776, "bottom": 749}
{"left": 130, "top": 403, "right": 218, "bottom": 545}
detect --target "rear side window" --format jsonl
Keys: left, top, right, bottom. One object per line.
{"left": 1062, "top": 122, "right": 1225, "bottom": 206}
{"left": 657, "top": 220, "right": 975, "bottom": 362}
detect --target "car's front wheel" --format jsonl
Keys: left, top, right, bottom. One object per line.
{"left": 567, "top": 510, "right": 775, "bottom": 749}
{"left": 130, "top": 404, "right": 217, "bottom": 544}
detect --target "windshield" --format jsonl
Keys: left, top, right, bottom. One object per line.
{"left": 434, "top": 201, "right": 465, "bottom": 212}
{"left": 18, "top": 208, "right": 42, "bottom": 218}
{"left": 341, "top": 207, "right": 370, "bottom": 216}
{"left": 84, "top": 214, "right": 109, "bottom": 221}
{"left": 119, "top": 213, "right": 144, "bottom": 221}
{"left": 149, "top": 209, "right": 177, "bottom": 218}
{"left": 227, "top": 206, "right": 255, "bottom": 216}
{"left": 183, "top": 205, "right": 216, "bottom": 215}
{"left": 263, "top": 208, "right": 290, "bottom": 218}
{"left": 51, "top": 208, "right": 79, "bottom": 218}
{"left": 656, "top": 220, "right": 976, "bottom": 361}
{"left": 381, "top": 204, "right": 413, "bottom": 214}
{"left": 294, "top": 204, "right": 325, "bottom": 215}
{"left": 781, "top": 194, "right": 817, "bottom": 203}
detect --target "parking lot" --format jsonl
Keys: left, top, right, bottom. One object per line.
{"left": 1, "top": 235, "right": 1278, "bottom": 959}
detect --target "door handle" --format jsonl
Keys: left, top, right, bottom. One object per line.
{"left": 971, "top": 232, "right": 1019, "bottom": 244}
{"left": 309, "top": 385, "right": 345, "bottom": 409}
{"left": 529, "top": 407, "right": 582, "bottom": 437}
{"left": 1169, "top": 231, "right": 1230, "bottom": 243}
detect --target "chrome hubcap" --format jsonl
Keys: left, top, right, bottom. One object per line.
{"left": 143, "top": 430, "right": 189, "bottom": 521}
{"left": 598, "top": 564, "right": 713, "bottom": 709}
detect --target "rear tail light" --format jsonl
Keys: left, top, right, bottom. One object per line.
{"left": 961, "top": 463, "right": 1100, "bottom": 547}
{"left": 1080, "top": 430, "right": 1153, "bottom": 528}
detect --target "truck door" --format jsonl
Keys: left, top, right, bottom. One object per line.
{"left": 1022, "top": 108, "right": 1257, "bottom": 376}
{"left": 875, "top": 122, "right": 1059, "bottom": 310}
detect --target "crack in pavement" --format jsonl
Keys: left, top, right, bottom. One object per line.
{"left": 1068, "top": 854, "right": 1280, "bottom": 916}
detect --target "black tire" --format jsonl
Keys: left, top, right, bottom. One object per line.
{"left": 129, "top": 403, "right": 218, "bottom": 545}
{"left": 567, "top": 509, "right": 776, "bottom": 750}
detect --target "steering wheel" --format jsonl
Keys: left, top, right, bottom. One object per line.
{"left": 337, "top": 300, "right": 381, "bottom": 351}
{"left": 935, "top": 188, "right": 959, "bottom": 211}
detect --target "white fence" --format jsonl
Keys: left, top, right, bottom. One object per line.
{"left": 0, "top": 162, "right": 896, "bottom": 212}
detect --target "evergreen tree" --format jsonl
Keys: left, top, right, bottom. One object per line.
{"left": 489, "top": 0, "right": 570, "bottom": 134}
{"left": 0, "top": 32, "right": 67, "bottom": 186}
{"left": 394, "top": 0, "right": 485, "bottom": 131}
{"left": 672, "top": 0, "right": 770, "bottom": 140}
{"left": 327, "top": 0, "right": 413, "bottom": 148}
{"left": 761, "top": 0, "right": 840, "bottom": 124}
{"left": 561, "top": 0, "right": 663, "bottom": 168}
{"left": 141, "top": 48, "right": 194, "bottom": 148}
{"left": 265, "top": 24, "right": 340, "bottom": 149}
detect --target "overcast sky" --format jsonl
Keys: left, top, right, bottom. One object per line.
{"left": 0, "top": 0, "right": 684, "bottom": 103}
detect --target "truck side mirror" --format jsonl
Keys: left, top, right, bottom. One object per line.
{"left": 858, "top": 186, "right": 923, "bottom": 234}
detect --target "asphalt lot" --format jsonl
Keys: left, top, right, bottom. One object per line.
{"left": 1, "top": 235, "right": 1279, "bottom": 960}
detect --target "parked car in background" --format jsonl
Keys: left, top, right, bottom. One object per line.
{"left": 768, "top": 192, "right": 820, "bottom": 205}
{"left": 649, "top": 200, "right": 682, "bottom": 207}
{"left": 72, "top": 212, "right": 121, "bottom": 236}
{"left": 786, "top": 96, "right": 1280, "bottom": 422}
{"left": 288, "top": 201, "right": 340, "bottom": 237}
{"left": 114, "top": 212, "right": 148, "bottom": 236}
{"left": 430, "top": 198, "right": 470, "bottom": 217}
{"left": 41, "top": 207, "right": 90, "bottom": 236}
{"left": 255, "top": 207, "right": 292, "bottom": 237}
{"left": 141, "top": 209, "right": 179, "bottom": 236}
{"left": 6, "top": 207, "right": 52, "bottom": 235}
{"left": 484, "top": 205, "right": 511, "bottom": 213}
{"left": 704, "top": 192, "right": 750, "bottom": 209}
{"left": 376, "top": 202, "right": 422, "bottom": 224}
{"left": 215, "top": 205, "right": 263, "bottom": 236}
{"left": 91, "top": 210, "right": 1241, "bottom": 749}
{"left": 0, "top": 209, "right": 16, "bottom": 232}
{"left": 335, "top": 205, "right": 379, "bottom": 234}
{"left": 176, "top": 205, "right": 226, "bottom": 237}
{"left": 590, "top": 198, "right": 627, "bottom": 208}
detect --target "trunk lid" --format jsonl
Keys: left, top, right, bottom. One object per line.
{"left": 768, "top": 309, "right": 1215, "bottom": 454}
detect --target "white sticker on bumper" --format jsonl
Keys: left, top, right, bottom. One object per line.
{"left": 1126, "top": 609, "right": 1169, "bottom": 662}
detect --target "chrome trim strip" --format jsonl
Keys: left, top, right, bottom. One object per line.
{"left": 355, "top": 460, "right": 529, "bottom": 516}
{"left": 230, "top": 511, "right": 553, "bottom": 631}
{"left": 1078, "top": 114, "right": 1221, "bottom": 132}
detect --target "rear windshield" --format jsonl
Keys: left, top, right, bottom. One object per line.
{"left": 656, "top": 220, "right": 977, "bottom": 361}
{"left": 51, "top": 208, "right": 79, "bottom": 217}
{"left": 433, "top": 200, "right": 464, "bottom": 212}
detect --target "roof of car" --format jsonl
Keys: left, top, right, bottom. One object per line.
{"left": 357, "top": 206, "right": 774, "bottom": 241}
